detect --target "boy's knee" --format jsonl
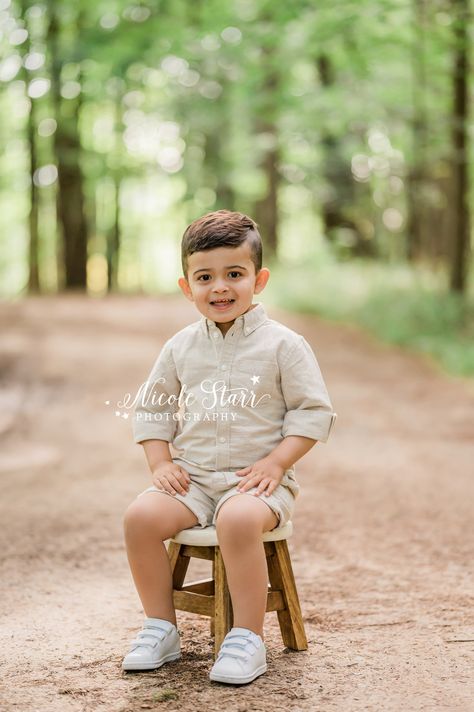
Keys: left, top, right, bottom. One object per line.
{"left": 123, "top": 498, "right": 161, "bottom": 537}
{"left": 215, "top": 496, "right": 263, "bottom": 535}
{"left": 123, "top": 499, "right": 142, "bottom": 531}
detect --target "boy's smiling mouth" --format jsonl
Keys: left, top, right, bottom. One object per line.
{"left": 210, "top": 298, "right": 235, "bottom": 310}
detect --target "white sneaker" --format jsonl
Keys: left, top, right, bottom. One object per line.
{"left": 209, "top": 627, "right": 267, "bottom": 685}
{"left": 122, "top": 617, "right": 181, "bottom": 671}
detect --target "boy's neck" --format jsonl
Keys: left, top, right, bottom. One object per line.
{"left": 215, "top": 303, "right": 257, "bottom": 336}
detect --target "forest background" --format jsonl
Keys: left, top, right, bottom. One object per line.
{"left": 0, "top": 0, "right": 472, "bottom": 375}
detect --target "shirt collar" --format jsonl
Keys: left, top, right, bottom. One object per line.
{"left": 201, "top": 302, "right": 267, "bottom": 337}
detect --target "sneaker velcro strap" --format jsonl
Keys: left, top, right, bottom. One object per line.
{"left": 218, "top": 650, "right": 249, "bottom": 662}
{"left": 129, "top": 639, "right": 155, "bottom": 649}
{"left": 142, "top": 625, "right": 169, "bottom": 636}
{"left": 129, "top": 628, "right": 167, "bottom": 648}
{"left": 226, "top": 634, "right": 254, "bottom": 643}
{"left": 222, "top": 635, "right": 257, "bottom": 652}
{"left": 219, "top": 641, "right": 255, "bottom": 660}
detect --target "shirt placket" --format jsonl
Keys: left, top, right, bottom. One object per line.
{"left": 210, "top": 322, "right": 240, "bottom": 471}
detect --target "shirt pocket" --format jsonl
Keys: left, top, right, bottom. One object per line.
{"left": 230, "top": 359, "right": 279, "bottom": 404}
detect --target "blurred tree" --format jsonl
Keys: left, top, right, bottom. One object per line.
{"left": 252, "top": 20, "right": 281, "bottom": 258}
{"left": 449, "top": 0, "right": 470, "bottom": 294}
{"left": 317, "top": 52, "right": 373, "bottom": 257}
{"left": 406, "top": 0, "right": 428, "bottom": 262}
{"left": 47, "top": 0, "right": 88, "bottom": 290}
{"left": 0, "top": 0, "right": 471, "bottom": 296}
{"left": 19, "top": 0, "right": 40, "bottom": 292}
{"left": 107, "top": 94, "right": 122, "bottom": 291}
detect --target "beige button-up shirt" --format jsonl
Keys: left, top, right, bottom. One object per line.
{"left": 133, "top": 303, "right": 337, "bottom": 480}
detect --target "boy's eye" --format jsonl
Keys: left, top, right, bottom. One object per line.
{"left": 196, "top": 272, "right": 241, "bottom": 281}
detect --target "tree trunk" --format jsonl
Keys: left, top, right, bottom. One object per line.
{"left": 20, "top": 0, "right": 40, "bottom": 292}
{"left": 203, "top": 129, "right": 236, "bottom": 212}
{"left": 406, "top": 0, "right": 429, "bottom": 261}
{"left": 254, "top": 122, "right": 279, "bottom": 258}
{"left": 317, "top": 54, "right": 372, "bottom": 256}
{"left": 253, "top": 40, "right": 279, "bottom": 259}
{"left": 449, "top": 0, "right": 470, "bottom": 294}
{"left": 47, "top": 2, "right": 88, "bottom": 290}
{"left": 107, "top": 175, "right": 121, "bottom": 292}
{"left": 26, "top": 97, "right": 40, "bottom": 292}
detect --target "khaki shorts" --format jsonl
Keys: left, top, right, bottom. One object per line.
{"left": 137, "top": 458, "right": 299, "bottom": 531}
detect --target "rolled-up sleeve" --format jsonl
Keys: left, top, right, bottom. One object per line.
{"left": 280, "top": 336, "right": 337, "bottom": 442}
{"left": 133, "top": 341, "right": 181, "bottom": 444}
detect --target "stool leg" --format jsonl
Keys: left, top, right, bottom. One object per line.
{"left": 267, "top": 540, "right": 308, "bottom": 651}
{"left": 213, "top": 546, "right": 233, "bottom": 659}
{"left": 167, "top": 541, "right": 190, "bottom": 589}
{"left": 210, "top": 559, "right": 215, "bottom": 638}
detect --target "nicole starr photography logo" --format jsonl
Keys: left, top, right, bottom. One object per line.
{"left": 105, "top": 375, "right": 272, "bottom": 421}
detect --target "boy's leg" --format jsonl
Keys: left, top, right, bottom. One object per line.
{"left": 214, "top": 495, "right": 278, "bottom": 640}
{"left": 123, "top": 492, "right": 199, "bottom": 625}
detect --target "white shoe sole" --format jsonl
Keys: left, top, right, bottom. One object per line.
{"left": 122, "top": 651, "right": 181, "bottom": 671}
{"left": 209, "top": 662, "right": 267, "bottom": 685}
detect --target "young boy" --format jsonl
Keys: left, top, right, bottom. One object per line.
{"left": 122, "top": 210, "right": 336, "bottom": 685}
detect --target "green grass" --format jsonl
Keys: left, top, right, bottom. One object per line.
{"left": 152, "top": 688, "right": 179, "bottom": 702}
{"left": 264, "top": 255, "right": 474, "bottom": 378}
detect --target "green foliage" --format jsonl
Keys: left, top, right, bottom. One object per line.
{"left": 0, "top": 0, "right": 471, "bottom": 299}
{"left": 265, "top": 255, "right": 474, "bottom": 377}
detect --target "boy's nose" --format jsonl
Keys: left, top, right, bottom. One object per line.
{"left": 213, "top": 280, "right": 229, "bottom": 292}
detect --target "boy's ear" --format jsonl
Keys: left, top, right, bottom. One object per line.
{"left": 178, "top": 276, "right": 194, "bottom": 302}
{"left": 254, "top": 267, "right": 270, "bottom": 294}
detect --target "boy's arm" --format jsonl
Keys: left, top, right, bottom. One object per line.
{"left": 265, "top": 434, "right": 317, "bottom": 470}
{"left": 237, "top": 335, "right": 336, "bottom": 496}
{"left": 141, "top": 439, "right": 174, "bottom": 471}
{"left": 141, "top": 438, "right": 191, "bottom": 495}
{"left": 236, "top": 435, "right": 316, "bottom": 495}
{"left": 133, "top": 341, "right": 191, "bottom": 496}
{"left": 280, "top": 335, "right": 337, "bottom": 443}
{"left": 133, "top": 340, "right": 180, "bottom": 445}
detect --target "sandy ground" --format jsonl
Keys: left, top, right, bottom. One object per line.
{"left": 0, "top": 294, "right": 473, "bottom": 712}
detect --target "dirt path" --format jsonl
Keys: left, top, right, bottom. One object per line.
{"left": 1, "top": 295, "right": 473, "bottom": 712}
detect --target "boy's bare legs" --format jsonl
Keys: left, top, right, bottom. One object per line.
{"left": 215, "top": 495, "right": 278, "bottom": 641}
{"left": 123, "top": 492, "right": 199, "bottom": 624}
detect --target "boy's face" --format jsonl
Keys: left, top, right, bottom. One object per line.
{"left": 178, "top": 240, "right": 270, "bottom": 334}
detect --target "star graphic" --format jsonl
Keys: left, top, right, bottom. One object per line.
{"left": 122, "top": 413, "right": 129, "bottom": 419}
{"left": 251, "top": 375, "right": 260, "bottom": 385}
{"left": 115, "top": 411, "right": 121, "bottom": 417}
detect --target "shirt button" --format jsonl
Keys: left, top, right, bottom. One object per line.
{"left": 213, "top": 333, "right": 219, "bottom": 338}
{"left": 219, "top": 437, "right": 226, "bottom": 443}
{"left": 220, "top": 364, "right": 228, "bottom": 370}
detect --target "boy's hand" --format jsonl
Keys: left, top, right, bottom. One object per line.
{"left": 151, "top": 461, "right": 191, "bottom": 496}
{"left": 235, "top": 457, "right": 285, "bottom": 497}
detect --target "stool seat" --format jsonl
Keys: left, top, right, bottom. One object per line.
{"left": 167, "top": 518, "right": 307, "bottom": 659}
{"left": 171, "top": 521, "right": 293, "bottom": 547}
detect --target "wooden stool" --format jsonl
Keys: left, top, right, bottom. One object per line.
{"left": 166, "top": 520, "right": 308, "bottom": 659}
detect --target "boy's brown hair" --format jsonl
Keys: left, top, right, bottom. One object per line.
{"left": 181, "top": 210, "right": 262, "bottom": 276}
